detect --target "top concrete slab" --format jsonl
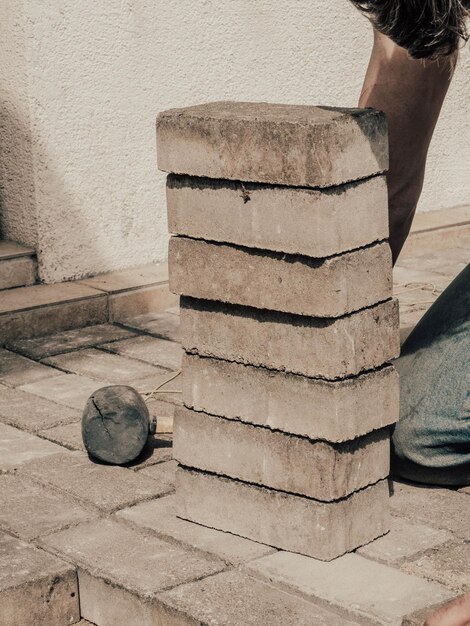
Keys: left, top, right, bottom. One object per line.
{"left": 157, "top": 101, "right": 388, "bottom": 188}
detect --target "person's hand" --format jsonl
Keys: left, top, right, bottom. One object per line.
{"left": 425, "top": 592, "right": 470, "bottom": 626}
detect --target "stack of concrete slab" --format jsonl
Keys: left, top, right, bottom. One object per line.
{"left": 157, "top": 101, "right": 400, "bottom": 561}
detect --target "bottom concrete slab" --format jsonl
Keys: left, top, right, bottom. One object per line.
{"left": 0, "top": 531, "right": 79, "bottom": 626}
{"left": 176, "top": 467, "right": 390, "bottom": 561}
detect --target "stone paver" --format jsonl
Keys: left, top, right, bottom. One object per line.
{"left": 117, "top": 494, "right": 276, "bottom": 566}
{"left": 0, "top": 349, "right": 58, "bottom": 387}
{"left": 357, "top": 517, "right": 452, "bottom": 564}
{"left": 122, "top": 311, "right": 180, "bottom": 343}
{"left": 41, "top": 518, "right": 225, "bottom": 623}
{"left": 137, "top": 460, "right": 177, "bottom": 491}
{"left": 157, "top": 102, "right": 388, "bottom": 187}
{"left": 176, "top": 467, "right": 390, "bottom": 561}
{"left": 245, "top": 551, "right": 452, "bottom": 626}
{"left": 39, "top": 420, "right": 85, "bottom": 451}
{"left": 0, "top": 423, "right": 65, "bottom": 472}
{"left": 183, "top": 355, "right": 398, "bottom": 441}
{"left": 402, "top": 542, "right": 470, "bottom": 593}
{"left": 0, "top": 474, "right": 96, "bottom": 540}
{"left": 43, "top": 348, "right": 169, "bottom": 385}
{"left": 79, "top": 263, "right": 169, "bottom": 293}
{"left": 181, "top": 297, "right": 399, "bottom": 379}
{"left": 390, "top": 480, "right": 470, "bottom": 540}
{"left": 170, "top": 236, "right": 392, "bottom": 317}
{"left": 158, "top": 570, "right": 362, "bottom": 626}
{"left": 167, "top": 173, "right": 388, "bottom": 257}
{"left": 174, "top": 406, "right": 390, "bottom": 501}
{"left": 109, "top": 284, "right": 178, "bottom": 322}
{"left": 100, "top": 335, "right": 182, "bottom": 371}
{"left": 0, "top": 383, "right": 80, "bottom": 432}
{"left": 20, "top": 373, "right": 108, "bottom": 411}
{"left": 7, "top": 323, "right": 137, "bottom": 359}
{"left": 0, "top": 531, "right": 79, "bottom": 626}
{"left": 19, "top": 451, "right": 173, "bottom": 512}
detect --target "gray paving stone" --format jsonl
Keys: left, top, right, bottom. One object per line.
{"left": 20, "top": 373, "right": 107, "bottom": 411}
{"left": 0, "top": 349, "right": 59, "bottom": 387}
{"left": 122, "top": 311, "right": 180, "bottom": 343}
{"left": 7, "top": 324, "right": 137, "bottom": 359}
{"left": 41, "top": 519, "right": 225, "bottom": 617}
{"left": 357, "top": 517, "right": 452, "bottom": 564}
{"left": 245, "top": 551, "right": 452, "bottom": 626}
{"left": 157, "top": 102, "right": 388, "bottom": 187}
{"left": 39, "top": 420, "right": 85, "bottom": 451}
{"left": 170, "top": 237, "right": 392, "bottom": 317}
{"left": 100, "top": 335, "right": 182, "bottom": 371}
{"left": 402, "top": 542, "right": 470, "bottom": 593}
{"left": 138, "top": 460, "right": 177, "bottom": 491}
{"left": 167, "top": 173, "right": 388, "bottom": 258}
{"left": 117, "top": 494, "right": 276, "bottom": 566}
{"left": 176, "top": 467, "right": 390, "bottom": 561}
{"left": 19, "top": 451, "right": 173, "bottom": 512}
{"left": 0, "top": 531, "right": 79, "bottom": 626}
{"left": 43, "top": 348, "right": 169, "bottom": 385}
{"left": 109, "top": 284, "right": 178, "bottom": 322}
{"left": 158, "top": 570, "right": 362, "bottom": 626}
{"left": 0, "top": 423, "right": 65, "bottom": 472}
{"left": 390, "top": 480, "right": 470, "bottom": 540}
{"left": 0, "top": 383, "right": 80, "bottom": 432}
{"left": 183, "top": 355, "right": 398, "bottom": 442}
{"left": 181, "top": 297, "right": 400, "bottom": 379}
{"left": 0, "top": 256, "right": 36, "bottom": 290}
{"left": 174, "top": 406, "right": 390, "bottom": 501}
{"left": 0, "top": 474, "right": 96, "bottom": 540}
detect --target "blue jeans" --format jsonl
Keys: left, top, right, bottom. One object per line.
{"left": 391, "top": 263, "right": 470, "bottom": 486}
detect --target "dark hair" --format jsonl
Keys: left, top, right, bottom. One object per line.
{"left": 350, "top": 0, "right": 469, "bottom": 59}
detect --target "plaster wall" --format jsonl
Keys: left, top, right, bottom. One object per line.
{"left": 0, "top": 0, "right": 469, "bottom": 283}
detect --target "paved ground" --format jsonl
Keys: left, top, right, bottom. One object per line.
{"left": 0, "top": 243, "right": 468, "bottom": 626}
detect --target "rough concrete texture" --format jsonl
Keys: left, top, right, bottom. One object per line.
{"left": 182, "top": 354, "right": 399, "bottom": 441}
{"left": 180, "top": 297, "right": 400, "bottom": 379}
{"left": 357, "top": 517, "right": 452, "bottom": 564}
{"left": 402, "top": 542, "right": 470, "bottom": 593}
{"left": 39, "top": 420, "right": 85, "bottom": 451}
{"left": 174, "top": 407, "right": 390, "bottom": 501}
{"left": 8, "top": 323, "right": 137, "bottom": 359}
{"left": 157, "top": 102, "right": 388, "bottom": 187}
{"left": 117, "top": 495, "right": 276, "bottom": 566}
{"left": 41, "top": 519, "right": 224, "bottom": 599}
{"left": 158, "top": 569, "right": 362, "bottom": 626}
{"left": 0, "top": 383, "right": 80, "bottom": 432}
{"left": 0, "top": 349, "right": 59, "bottom": 387}
{"left": 123, "top": 311, "right": 181, "bottom": 343}
{"left": 176, "top": 467, "right": 390, "bottom": 561}
{"left": 167, "top": 174, "right": 388, "bottom": 257}
{"left": 109, "top": 283, "right": 179, "bottom": 322}
{"left": 0, "top": 423, "right": 64, "bottom": 472}
{"left": 245, "top": 551, "right": 452, "bottom": 626}
{"left": 101, "top": 335, "right": 182, "bottom": 371}
{"left": 0, "top": 473, "right": 96, "bottom": 540}
{"left": 390, "top": 480, "right": 470, "bottom": 540}
{"left": 0, "top": 256, "right": 37, "bottom": 290}
{"left": 19, "top": 451, "right": 172, "bottom": 512}
{"left": 138, "top": 460, "right": 178, "bottom": 492}
{"left": 0, "top": 532, "right": 79, "bottom": 626}
{"left": 169, "top": 237, "right": 392, "bottom": 318}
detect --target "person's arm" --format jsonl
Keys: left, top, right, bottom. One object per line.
{"left": 359, "top": 29, "right": 457, "bottom": 263}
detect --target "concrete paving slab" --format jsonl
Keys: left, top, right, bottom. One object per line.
{"left": 174, "top": 406, "right": 390, "bottom": 500}
{"left": 7, "top": 324, "right": 137, "bottom": 359}
{"left": 167, "top": 173, "right": 388, "bottom": 257}
{"left": 402, "top": 542, "right": 470, "bottom": 593}
{"left": 116, "top": 494, "right": 276, "bottom": 566}
{"left": 0, "top": 423, "right": 65, "bottom": 472}
{"left": 122, "top": 311, "right": 180, "bottom": 343}
{"left": 357, "top": 517, "right": 452, "bottom": 564}
{"left": 182, "top": 355, "right": 398, "bottom": 442}
{"left": 176, "top": 467, "right": 390, "bottom": 561}
{"left": 181, "top": 297, "right": 400, "bottom": 379}
{"left": 109, "top": 284, "right": 178, "bottom": 322}
{"left": 0, "top": 473, "right": 97, "bottom": 540}
{"left": 245, "top": 551, "right": 452, "bottom": 626}
{"left": 19, "top": 451, "right": 173, "bottom": 512}
{"left": 101, "top": 335, "right": 182, "bottom": 371}
{"left": 20, "top": 373, "right": 106, "bottom": 411}
{"left": 0, "top": 383, "right": 80, "bottom": 432}
{"left": 39, "top": 420, "right": 85, "bottom": 451}
{"left": 137, "top": 460, "right": 177, "bottom": 491}
{"left": 0, "top": 349, "right": 58, "bottom": 387}
{"left": 158, "top": 569, "right": 362, "bottom": 626}
{"left": 390, "top": 480, "right": 470, "bottom": 540}
{"left": 79, "top": 263, "right": 169, "bottom": 293}
{"left": 0, "top": 256, "right": 37, "bottom": 290}
{"left": 0, "top": 531, "right": 79, "bottom": 626}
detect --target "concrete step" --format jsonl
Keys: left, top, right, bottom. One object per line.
{"left": 0, "top": 240, "right": 38, "bottom": 290}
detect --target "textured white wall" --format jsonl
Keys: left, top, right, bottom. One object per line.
{"left": 0, "top": 0, "right": 469, "bottom": 283}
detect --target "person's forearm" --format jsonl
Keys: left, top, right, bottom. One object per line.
{"left": 359, "top": 30, "right": 457, "bottom": 263}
